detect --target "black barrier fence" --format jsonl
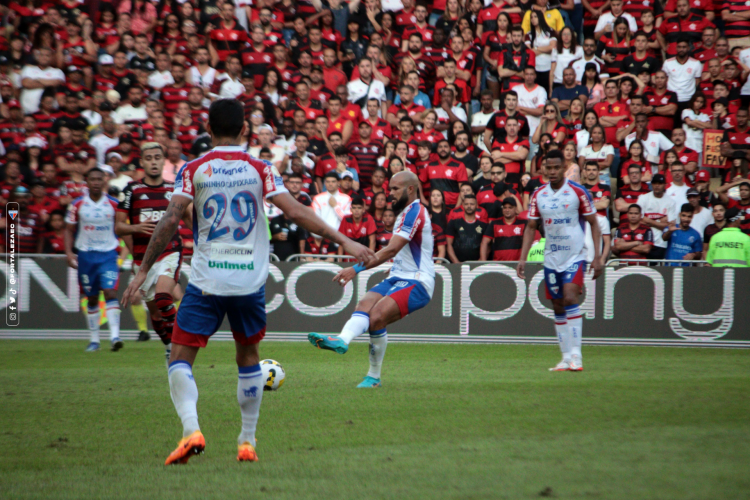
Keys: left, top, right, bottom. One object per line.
{"left": 1, "top": 257, "right": 748, "bottom": 347}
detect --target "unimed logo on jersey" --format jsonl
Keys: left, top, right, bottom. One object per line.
{"left": 208, "top": 243, "right": 254, "bottom": 271}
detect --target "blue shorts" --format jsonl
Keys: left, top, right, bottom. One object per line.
{"left": 172, "top": 284, "right": 266, "bottom": 347}
{"left": 544, "top": 261, "right": 586, "bottom": 300}
{"left": 77, "top": 249, "right": 120, "bottom": 297}
{"left": 369, "top": 277, "right": 430, "bottom": 318}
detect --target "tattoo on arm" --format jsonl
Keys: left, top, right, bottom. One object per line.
{"left": 139, "top": 201, "right": 186, "bottom": 272}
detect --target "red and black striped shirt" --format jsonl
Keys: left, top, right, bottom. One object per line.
{"left": 483, "top": 217, "right": 527, "bottom": 261}
{"left": 418, "top": 159, "right": 469, "bottom": 208}
{"left": 117, "top": 181, "right": 182, "bottom": 265}
{"left": 348, "top": 141, "right": 382, "bottom": 190}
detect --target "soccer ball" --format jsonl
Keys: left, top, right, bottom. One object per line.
{"left": 260, "top": 359, "right": 286, "bottom": 391}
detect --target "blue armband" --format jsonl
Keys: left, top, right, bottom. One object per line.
{"left": 353, "top": 263, "right": 366, "bottom": 273}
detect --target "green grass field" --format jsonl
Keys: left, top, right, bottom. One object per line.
{"left": 0, "top": 340, "right": 748, "bottom": 500}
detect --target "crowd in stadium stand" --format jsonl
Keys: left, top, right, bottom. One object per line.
{"left": 1, "top": 0, "right": 750, "bottom": 266}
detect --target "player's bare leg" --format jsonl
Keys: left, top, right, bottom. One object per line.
{"left": 309, "top": 292, "right": 384, "bottom": 354}
{"left": 235, "top": 342, "right": 262, "bottom": 462}
{"left": 165, "top": 343, "right": 204, "bottom": 465}
{"left": 102, "top": 288, "right": 123, "bottom": 352}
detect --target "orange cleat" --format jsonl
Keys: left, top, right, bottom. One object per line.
{"left": 237, "top": 442, "right": 259, "bottom": 462}
{"left": 164, "top": 430, "right": 205, "bottom": 465}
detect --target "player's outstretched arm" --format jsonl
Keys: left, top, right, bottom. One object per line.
{"left": 333, "top": 235, "right": 411, "bottom": 286}
{"left": 516, "top": 218, "right": 539, "bottom": 279}
{"left": 271, "top": 192, "right": 376, "bottom": 265}
{"left": 121, "top": 194, "right": 190, "bottom": 307}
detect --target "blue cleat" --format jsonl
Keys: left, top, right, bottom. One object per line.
{"left": 308, "top": 333, "right": 348, "bottom": 354}
{"left": 356, "top": 376, "right": 382, "bottom": 388}
{"left": 85, "top": 342, "right": 100, "bottom": 352}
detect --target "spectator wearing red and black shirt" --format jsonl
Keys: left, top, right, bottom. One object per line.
{"left": 401, "top": 4, "right": 435, "bottom": 49}
{"left": 285, "top": 81, "right": 325, "bottom": 120}
{"left": 386, "top": 85, "right": 427, "bottom": 127}
{"left": 496, "top": 26, "right": 535, "bottom": 92}
{"left": 348, "top": 122, "right": 383, "bottom": 190}
{"left": 27, "top": 180, "right": 61, "bottom": 222}
{"left": 419, "top": 140, "right": 469, "bottom": 209}
{"left": 597, "top": 19, "right": 632, "bottom": 76}
{"left": 582, "top": 161, "right": 612, "bottom": 217}
{"left": 658, "top": 1, "right": 713, "bottom": 57}
{"left": 719, "top": 109, "right": 750, "bottom": 169}
{"left": 483, "top": 91, "right": 530, "bottom": 148}
{"left": 594, "top": 80, "right": 630, "bottom": 145}
{"left": 476, "top": 164, "right": 524, "bottom": 215}
{"left": 240, "top": 25, "right": 275, "bottom": 89}
{"left": 160, "top": 62, "right": 192, "bottom": 121}
{"left": 208, "top": 5, "right": 249, "bottom": 64}
{"left": 643, "top": 73, "right": 680, "bottom": 136}
{"left": 337, "top": 197, "right": 378, "bottom": 254}
{"left": 718, "top": 180, "right": 750, "bottom": 233}
{"left": 721, "top": 0, "right": 750, "bottom": 43}
{"left": 613, "top": 204, "right": 654, "bottom": 262}
{"left": 480, "top": 198, "right": 526, "bottom": 261}
{"left": 41, "top": 209, "right": 67, "bottom": 254}
{"left": 449, "top": 183, "right": 490, "bottom": 222}
{"left": 615, "top": 164, "right": 652, "bottom": 217}
{"left": 302, "top": 234, "right": 339, "bottom": 258}
{"left": 490, "top": 117, "right": 530, "bottom": 190}
{"left": 0, "top": 100, "right": 26, "bottom": 150}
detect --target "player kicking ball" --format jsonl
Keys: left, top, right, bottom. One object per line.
{"left": 115, "top": 142, "right": 189, "bottom": 362}
{"left": 517, "top": 150, "right": 603, "bottom": 372}
{"left": 309, "top": 171, "right": 434, "bottom": 388}
{"left": 121, "top": 99, "right": 374, "bottom": 466}
{"left": 64, "top": 168, "right": 124, "bottom": 352}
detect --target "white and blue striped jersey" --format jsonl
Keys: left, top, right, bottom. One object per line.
{"left": 390, "top": 200, "right": 435, "bottom": 296}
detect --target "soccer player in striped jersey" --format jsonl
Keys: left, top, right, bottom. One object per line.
{"left": 517, "top": 150, "right": 604, "bottom": 371}
{"left": 309, "top": 171, "right": 434, "bottom": 388}
{"left": 116, "top": 142, "right": 189, "bottom": 361}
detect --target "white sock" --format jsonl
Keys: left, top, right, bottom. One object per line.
{"left": 237, "top": 364, "right": 264, "bottom": 446}
{"left": 87, "top": 307, "right": 100, "bottom": 344}
{"left": 554, "top": 313, "right": 571, "bottom": 362}
{"left": 168, "top": 361, "right": 200, "bottom": 437}
{"left": 106, "top": 300, "right": 121, "bottom": 341}
{"left": 566, "top": 305, "right": 583, "bottom": 358}
{"left": 338, "top": 311, "right": 371, "bottom": 344}
{"left": 367, "top": 329, "right": 387, "bottom": 379}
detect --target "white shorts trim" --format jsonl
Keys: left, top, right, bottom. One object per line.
{"left": 133, "top": 252, "right": 182, "bottom": 302}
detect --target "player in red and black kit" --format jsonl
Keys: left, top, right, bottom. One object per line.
{"left": 337, "top": 197, "right": 378, "bottom": 255}
{"left": 480, "top": 198, "right": 526, "bottom": 261}
{"left": 419, "top": 140, "right": 469, "bottom": 209}
{"left": 115, "top": 143, "right": 188, "bottom": 357}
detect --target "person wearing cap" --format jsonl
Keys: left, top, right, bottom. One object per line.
{"left": 693, "top": 170, "right": 715, "bottom": 207}
{"left": 480, "top": 197, "right": 527, "bottom": 261}
{"left": 249, "top": 124, "right": 285, "bottom": 167}
{"left": 687, "top": 188, "right": 714, "bottom": 237}
{"left": 706, "top": 208, "right": 750, "bottom": 267}
{"left": 20, "top": 47, "right": 65, "bottom": 114}
{"left": 312, "top": 171, "right": 353, "bottom": 231}
{"left": 663, "top": 203, "right": 703, "bottom": 266}
{"left": 637, "top": 173, "right": 678, "bottom": 260}
{"left": 108, "top": 152, "right": 139, "bottom": 193}
{"left": 0, "top": 99, "right": 26, "bottom": 150}
{"left": 339, "top": 170, "right": 356, "bottom": 196}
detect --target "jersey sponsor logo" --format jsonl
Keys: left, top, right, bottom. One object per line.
{"left": 140, "top": 209, "right": 166, "bottom": 223}
{"left": 550, "top": 244, "right": 572, "bottom": 252}
{"left": 83, "top": 224, "right": 110, "bottom": 231}
{"left": 545, "top": 217, "right": 572, "bottom": 225}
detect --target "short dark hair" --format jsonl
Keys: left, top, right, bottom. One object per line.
{"left": 680, "top": 203, "right": 695, "bottom": 213}
{"left": 628, "top": 203, "right": 642, "bottom": 213}
{"left": 324, "top": 171, "right": 340, "bottom": 181}
{"left": 351, "top": 196, "right": 365, "bottom": 207}
{"left": 546, "top": 149, "right": 564, "bottom": 161}
{"left": 584, "top": 160, "right": 599, "bottom": 170}
{"left": 333, "top": 146, "right": 349, "bottom": 156}
{"left": 209, "top": 99, "right": 245, "bottom": 139}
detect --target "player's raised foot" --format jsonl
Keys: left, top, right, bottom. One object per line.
{"left": 237, "top": 442, "right": 259, "bottom": 462}
{"left": 111, "top": 338, "right": 124, "bottom": 352}
{"left": 549, "top": 360, "right": 571, "bottom": 371}
{"left": 357, "top": 376, "right": 382, "bottom": 388}
{"left": 85, "top": 342, "right": 100, "bottom": 352}
{"left": 165, "top": 430, "right": 205, "bottom": 465}
{"left": 308, "top": 333, "right": 348, "bottom": 354}
{"left": 569, "top": 355, "right": 583, "bottom": 372}
{"left": 137, "top": 330, "right": 150, "bottom": 342}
